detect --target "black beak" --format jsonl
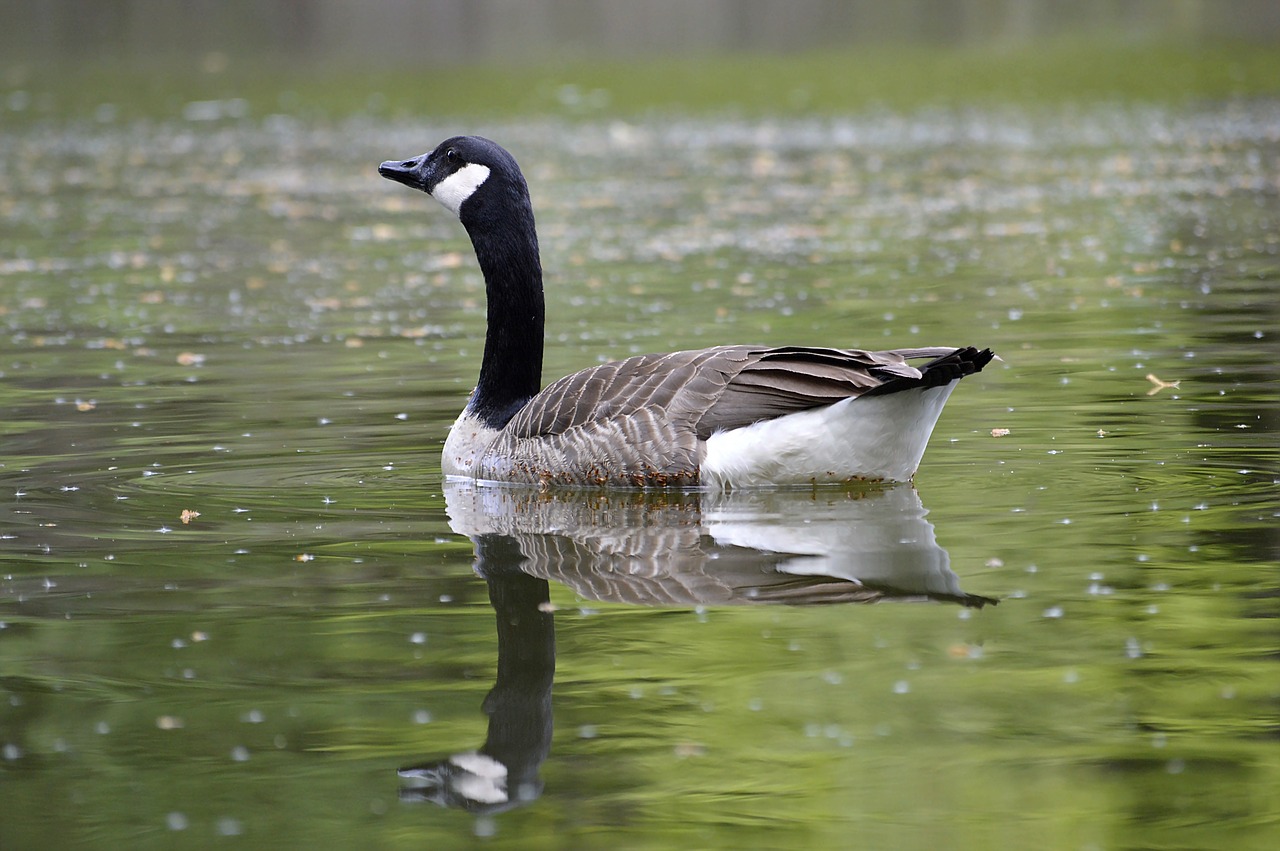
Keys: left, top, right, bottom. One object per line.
{"left": 379, "top": 156, "right": 430, "bottom": 192}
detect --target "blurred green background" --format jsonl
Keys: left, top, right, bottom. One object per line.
{"left": 5, "top": 0, "right": 1280, "bottom": 120}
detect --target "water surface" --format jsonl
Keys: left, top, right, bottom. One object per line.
{"left": 1, "top": 103, "right": 1278, "bottom": 848}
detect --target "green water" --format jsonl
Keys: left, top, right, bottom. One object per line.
{"left": 2, "top": 54, "right": 1278, "bottom": 849}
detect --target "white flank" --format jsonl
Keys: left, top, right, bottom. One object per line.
{"left": 432, "top": 163, "right": 491, "bottom": 215}
{"left": 701, "top": 384, "right": 958, "bottom": 488}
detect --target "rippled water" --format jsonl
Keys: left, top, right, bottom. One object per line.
{"left": 2, "top": 102, "right": 1278, "bottom": 849}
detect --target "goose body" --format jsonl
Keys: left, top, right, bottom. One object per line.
{"left": 379, "top": 136, "right": 994, "bottom": 488}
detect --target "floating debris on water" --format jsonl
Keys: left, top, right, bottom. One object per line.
{"left": 1145, "top": 373, "right": 1179, "bottom": 395}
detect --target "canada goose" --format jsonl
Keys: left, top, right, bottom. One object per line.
{"left": 379, "top": 136, "right": 994, "bottom": 488}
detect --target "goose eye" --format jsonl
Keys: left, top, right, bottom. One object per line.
{"left": 445, "top": 148, "right": 459, "bottom": 163}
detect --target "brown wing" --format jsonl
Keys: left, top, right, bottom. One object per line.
{"left": 505, "top": 344, "right": 976, "bottom": 440}
{"left": 503, "top": 346, "right": 760, "bottom": 438}
{"left": 693, "top": 346, "right": 950, "bottom": 435}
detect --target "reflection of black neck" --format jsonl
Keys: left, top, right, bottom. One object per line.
{"left": 398, "top": 534, "right": 556, "bottom": 813}
{"left": 477, "top": 534, "right": 555, "bottom": 796}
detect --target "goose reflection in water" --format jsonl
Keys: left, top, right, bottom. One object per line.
{"left": 398, "top": 483, "right": 997, "bottom": 812}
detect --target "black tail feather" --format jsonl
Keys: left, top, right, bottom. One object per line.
{"left": 865, "top": 346, "right": 995, "bottom": 397}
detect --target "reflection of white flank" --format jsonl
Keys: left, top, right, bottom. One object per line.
{"left": 702, "top": 487, "right": 962, "bottom": 598}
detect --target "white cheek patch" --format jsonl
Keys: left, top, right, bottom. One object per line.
{"left": 432, "top": 163, "right": 491, "bottom": 215}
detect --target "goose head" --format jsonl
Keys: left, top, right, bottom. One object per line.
{"left": 378, "top": 135, "right": 529, "bottom": 224}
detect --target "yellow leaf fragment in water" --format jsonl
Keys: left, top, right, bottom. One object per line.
{"left": 947, "top": 643, "right": 985, "bottom": 660}
{"left": 179, "top": 509, "right": 200, "bottom": 524}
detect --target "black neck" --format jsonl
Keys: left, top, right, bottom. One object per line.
{"left": 463, "top": 195, "right": 545, "bottom": 429}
